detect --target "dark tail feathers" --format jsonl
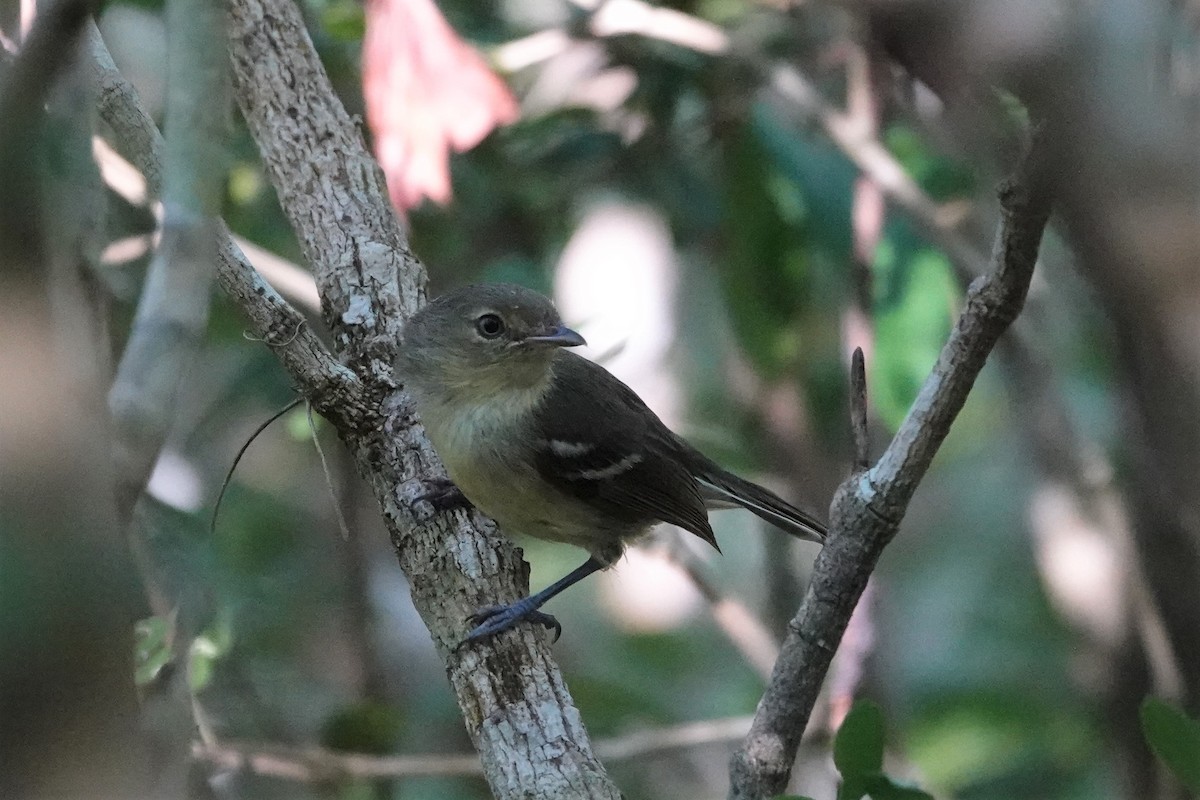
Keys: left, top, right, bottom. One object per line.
{"left": 694, "top": 467, "right": 827, "bottom": 544}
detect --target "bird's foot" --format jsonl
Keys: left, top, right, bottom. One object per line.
{"left": 415, "top": 477, "right": 472, "bottom": 514}
{"left": 459, "top": 599, "right": 562, "bottom": 647}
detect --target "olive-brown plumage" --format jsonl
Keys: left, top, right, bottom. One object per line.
{"left": 398, "top": 283, "right": 825, "bottom": 643}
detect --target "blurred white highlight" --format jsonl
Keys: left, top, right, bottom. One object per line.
{"left": 600, "top": 547, "right": 701, "bottom": 632}
{"left": 555, "top": 201, "right": 680, "bottom": 425}
{"left": 555, "top": 200, "right": 701, "bottom": 628}
{"left": 148, "top": 449, "right": 204, "bottom": 512}
{"left": 1029, "top": 482, "right": 1124, "bottom": 646}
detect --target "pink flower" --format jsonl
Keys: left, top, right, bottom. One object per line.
{"left": 363, "top": 0, "right": 520, "bottom": 210}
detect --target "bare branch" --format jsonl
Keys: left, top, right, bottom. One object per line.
{"left": 728, "top": 133, "right": 1055, "bottom": 800}
{"left": 849, "top": 348, "right": 869, "bottom": 472}
{"left": 661, "top": 536, "right": 780, "bottom": 681}
{"left": 87, "top": 24, "right": 364, "bottom": 427}
{"left": 768, "top": 64, "right": 988, "bottom": 282}
{"left": 222, "top": 0, "right": 621, "bottom": 796}
{"left": 231, "top": 235, "right": 323, "bottom": 313}
{"left": 192, "top": 715, "right": 754, "bottom": 782}
{"left": 106, "top": 0, "right": 229, "bottom": 520}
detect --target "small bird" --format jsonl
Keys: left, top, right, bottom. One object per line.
{"left": 398, "top": 283, "right": 826, "bottom": 644}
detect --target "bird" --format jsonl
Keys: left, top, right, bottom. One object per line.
{"left": 397, "top": 283, "right": 826, "bottom": 645}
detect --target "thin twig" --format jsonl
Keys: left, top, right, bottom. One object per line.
{"left": 86, "top": 23, "right": 364, "bottom": 427}
{"left": 192, "top": 715, "right": 755, "bottom": 782}
{"left": 661, "top": 536, "right": 779, "bottom": 681}
{"left": 232, "top": 235, "right": 322, "bottom": 313}
{"left": 307, "top": 402, "right": 352, "bottom": 540}
{"left": 727, "top": 131, "right": 1055, "bottom": 800}
{"left": 849, "top": 348, "right": 869, "bottom": 472}
{"left": 105, "top": 0, "right": 229, "bottom": 522}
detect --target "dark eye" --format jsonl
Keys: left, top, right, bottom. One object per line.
{"left": 475, "top": 313, "right": 506, "bottom": 339}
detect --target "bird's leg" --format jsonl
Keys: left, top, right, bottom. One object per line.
{"left": 461, "top": 556, "right": 606, "bottom": 646}
{"left": 416, "top": 476, "right": 473, "bottom": 513}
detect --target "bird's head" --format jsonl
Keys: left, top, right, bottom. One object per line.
{"left": 399, "top": 283, "right": 586, "bottom": 399}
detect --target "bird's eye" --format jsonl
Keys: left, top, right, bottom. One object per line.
{"left": 475, "top": 313, "right": 506, "bottom": 339}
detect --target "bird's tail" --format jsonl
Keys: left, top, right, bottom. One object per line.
{"left": 694, "top": 465, "right": 827, "bottom": 544}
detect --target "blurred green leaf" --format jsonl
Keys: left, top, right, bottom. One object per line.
{"left": 133, "top": 615, "right": 173, "bottom": 687}
{"left": 884, "top": 125, "right": 975, "bottom": 202}
{"left": 871, "top": 246, "right": 957, "bottom": 430}
{"left": 319, "top": 0, "right": 365, "bottom": 41}
{"left": 719, "top": 120, "right": 814, "bottom": 379}
{"left": 838, "top": 775, "right": 869, "bottom": 800}
{"left": 285, "top": 405, "right": 316, "bottom": 440}
{"left": 833, "top": 701, "right": 935, "bottom": 800}
{"left": 864, "top": 773, "right": 935, "bottom": 800}
{"left": 322, "top": 701, "right": 406, "bottom": 755}
{"left": 751, "top": 103, "right": 855, "bottom": 263}
{"left": 835, "top": 700, "right": 886, "bottom": 779}
{"left": 1140, "top": 697, "right": 1200, "bottom": 793}
{"left": 188, "top": 610, "right": 234, "bottom": 692}
{"left": 906, "top": 690, "right": 1096, "bottom": 793}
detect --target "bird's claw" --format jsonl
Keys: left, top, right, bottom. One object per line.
{"left": 458, "top": 601, "right": 562, "bottom": 648}
{"left": 415, "top": 477, "right": 472, "bottom": 514}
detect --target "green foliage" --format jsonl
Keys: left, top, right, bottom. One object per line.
{"left": 322, "top": 701, "right": 406, "bottom": 755}
{"left": 318, "top": 0, "right": 365, "bottom": 42}
{"left": 717, "top": 104, "right": 853, "bottom": 445}
{"left": 188, "top": 610, "right": 234, "bottom": 692}
{"left": 871, "top": 243, "right": 958, "bottom": 430}
{"left": 1140, "top": 697, "right": 1200, "bottom": 793}
{"left": 133, "top": 615, "right": 173, "bottom": 687}
{"left": 720, "top": 122, "right": 815, "bottom": 380}
{"left": 750, "top": 104, "right": 856, "bottom": 264}
{"left": 833, "top": 700, "right": 933, "bottom": 800}
{"left": 835, "top": 700, "right": 886, "bottom": 777}
{"left": 884, "top": 125, "right": 975, "bottom": 202}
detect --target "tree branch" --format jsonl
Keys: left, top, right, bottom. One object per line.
{"left": 105, "top": 0, "right": 229, "bottom": 520}
{"left": 220, "top": 0, "right": 621, "bottom": 797}
{"left": 91, "top": 9, "right": 617, "bottom": 795}
{"left": 728, "top": 132, "right": 1055, "bottom": 800}
{"left": 87, "top": 23, "right": 364, "bottom": 427}
{"left": 192, "top": 715, "right": 755, "bottom": 782}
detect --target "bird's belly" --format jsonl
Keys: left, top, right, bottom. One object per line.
{"left": 451, "top": 454, "right": 623, "bottom": 553}
{"left": 424, "top": 405, "right": 635, "bottom": 558}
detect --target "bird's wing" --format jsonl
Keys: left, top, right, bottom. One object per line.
{"left": 530, "top": 353, "right": 717, "bottom": 550}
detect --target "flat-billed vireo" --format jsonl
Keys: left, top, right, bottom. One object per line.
{"left": 398, "top": 283, "right": 826, "bottom": 645}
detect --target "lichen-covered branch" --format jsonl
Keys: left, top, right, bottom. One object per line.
{"left": 92, "top": 10, "right": 617, "bottom": 796}
{"left": 88, "top": 23, "right": 363, "bottom": 427}
{"left": 222, "top": 0, "right": 620, "bottom": 797}
{"left": 728, "top": 135, "right": 1055, "bottom": 800}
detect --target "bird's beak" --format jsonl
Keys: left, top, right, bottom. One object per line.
{"left": 524, "top": 325, "right": 587, "bottom": 348}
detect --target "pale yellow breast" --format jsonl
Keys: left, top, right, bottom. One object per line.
{"left": 418, "top": 390, "right": 636, "bottom": 557}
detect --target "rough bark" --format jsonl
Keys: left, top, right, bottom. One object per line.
{"left": 220, "top": 1, "right": 622, "bottom": 797}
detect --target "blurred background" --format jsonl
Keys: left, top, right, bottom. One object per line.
{"left": 3, "top": 0, "right": 1200, "bottom": 797}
